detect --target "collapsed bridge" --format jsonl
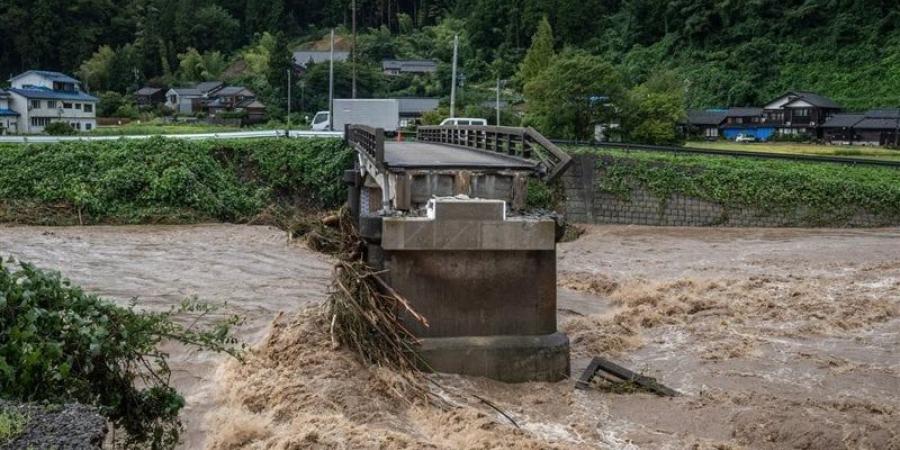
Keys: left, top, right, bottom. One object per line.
{"left": 344, "top": 124, "right": 573, "bottom": 382}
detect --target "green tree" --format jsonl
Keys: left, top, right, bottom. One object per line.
{"left": 621, "top": 72, "right": 686, "bottom": 145}
{"left": 77, "top": 45, "right": 116, "bottom": 92}
{"left": 176, "top": 48, "right": 227, "bottom": 82}
{"left": 518, "top": 16, "right": 555, "bottom": 85}
{"left": 524, "top": 51, "right": 624, "bottom": 140}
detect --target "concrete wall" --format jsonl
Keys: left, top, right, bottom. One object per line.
{"left": 563, "top": 154, "right": 897, "bottom": 227}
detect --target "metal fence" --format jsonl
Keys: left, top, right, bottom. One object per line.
{"left": 0, "top": 129, "right": 343, "bottom": 144}
{"left": 552, "top": 140, "right": 900, "bottom": 169}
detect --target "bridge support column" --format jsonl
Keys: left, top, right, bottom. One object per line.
{"left": 370, "top": 198, "right": 570, "bottom": 382}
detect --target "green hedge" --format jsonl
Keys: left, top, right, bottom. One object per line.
{"left": 569, "top": 147, "right": 900, "bottom": 224}
{"left": 0, "top": 137, "right": 353, "bottom": 225}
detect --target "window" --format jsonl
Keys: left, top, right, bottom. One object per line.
{"left": 30, "top": 117, "right": 52, "bottom": 127}
{"left": 63, "top": 102, "right": 72, "bottom": 109}
{"left": 795, "top": 108, "right": 810, "bottom": 117}
{"left": 47, "top": 100, "right": 57, "bottom": 109}
{"left": 31, "top": 100, "right": 41, "bottom": 109}
{"left": 85, "top": 123, "right": 92, "bottom": 131}
{"left": 83, "top": 103, "right": 93, "bottom": 113}
{"left": 74, "top": 122, "right": 81, "bottom": 130}
{"left": 705, "top": 128, "right": 718, "bottom": 137}
{"left": 75, "top": 103, "right": 82, "bottom": 110}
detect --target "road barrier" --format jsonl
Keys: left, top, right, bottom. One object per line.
{"left": 553, "top": 140, "right": 900, "bottom": 169}
{"left": 0, "top": 129, "right": 343, "bottom": 144}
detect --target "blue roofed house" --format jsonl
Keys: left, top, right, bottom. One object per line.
{"left": 0, "top": 89, "right": 19, "bottom": 134}
{"left": 6, "top": 70, "right": 98, "bottom": 133}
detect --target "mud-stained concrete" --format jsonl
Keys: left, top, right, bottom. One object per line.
{"left": 2, "top": 224, "right": 898, "bottom": 449}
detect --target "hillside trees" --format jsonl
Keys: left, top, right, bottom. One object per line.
{"left": 524, "top": 51, "right": 624, "bottom": 140}
{"left": 518, "top": 16, "right": 555, "bottom": 86}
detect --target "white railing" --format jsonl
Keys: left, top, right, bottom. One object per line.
{"left": 0, "top": 129, "right": 344, "bottom": 144}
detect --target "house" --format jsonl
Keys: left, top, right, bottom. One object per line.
{"left": 0, "top": 89, "right": 19, "bottom": 134}
{"left": 165, "top": 88, "right": 202, "bottom": 114}
{"left": 397, "top": 97, "right": 439, "bottom": 127}
{"left": 164, "top": 81, "right": 224, "bottom": 114}
{"left": 207, "top": 86, "right": 266, "bottom": 124}
{"left": 292, "top": 51, "right": 350, "bottom": 74}
{"left": 134, "top": 87, "right": 167, "bottom": 108}
{"left": 762, "top": 91, "right": 842, "bottom": 138}
{"left": 382, "top": 59, "right": 438, "bottom": 76}
{"left": 681, "top": 109, "right": 727, "bottom": 140}
{"left": 5, "top": 70, "right": 97, "bottom": 133}
{"left": 823, "top": 109, "right": 900, "bottom": 146}
{"left": 720, "top": 107, "right": 774, "bottom": 141}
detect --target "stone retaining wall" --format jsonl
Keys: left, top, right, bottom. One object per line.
{"left": 562, "top": 154, "right": 893, "bottom": 227}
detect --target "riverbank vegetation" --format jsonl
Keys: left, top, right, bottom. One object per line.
{"left": 570, "top": 147, "right": 900, "bottom": 224}
{"left": 0, "top": 137, "right": 352, "bottom": 226}
{"left": 0, "top": 259, "right": 244, "bottom": 448}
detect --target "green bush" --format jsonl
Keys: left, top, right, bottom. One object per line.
{"left": 43, "top": 122, "right": 77, "bottom": 136}
{"left": 569, "top": 147, "right": 900, "bottom": 224}
{"left": 0, "top": 259, "right": 243, "bottom": 448}
{"left": 0, "top": 137, "right": 353, "bottom": 225}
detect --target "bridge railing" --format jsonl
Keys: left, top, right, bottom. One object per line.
{"left": 345, "top": 124, "right": 385, "bottom": 168}
{"left": 417, "top": 125, "right": 572, "bottom": 181}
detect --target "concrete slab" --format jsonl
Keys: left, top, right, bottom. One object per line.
{"left": 383, "top": 142, "right": 536, "bottom": 170}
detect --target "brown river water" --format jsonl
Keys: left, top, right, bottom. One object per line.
{"left": 1, "top": 224, "right": 898, "bottom": 449}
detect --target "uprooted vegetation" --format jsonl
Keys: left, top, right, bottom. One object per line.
{"left": 0, "top": 137, "right": 353, "bottom": 226}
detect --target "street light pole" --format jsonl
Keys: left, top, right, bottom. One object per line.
{"left": 495, "top": 76, "right": 501, "bottom": 126}
{"left": 450, "top": 34, "right": 458, "bottom": 118}
{"left": 329, "top": 28, "right": 335, "bottom": 131}
{"left": 286, "top": 68, "right": 291, "bottom": 137}
{"left": 352, "top": 0, "right": 357, "bottom": 99}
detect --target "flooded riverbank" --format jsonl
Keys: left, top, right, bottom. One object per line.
{"left": 2, "top": 224, "right": 898, "bottom": 448}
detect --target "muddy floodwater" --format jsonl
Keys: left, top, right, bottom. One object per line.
{"left": 1, "top": 224, "right": 898, "bottom": 449}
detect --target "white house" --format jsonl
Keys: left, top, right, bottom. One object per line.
{"left": 0, "top": 89, "right": 19, "bottom": 134}
{"left": 6, "top": 70, "right": 98, "bottom": 134}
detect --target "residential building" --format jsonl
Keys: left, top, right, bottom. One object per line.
{"left": 5, "top": 70, "right": 97, "bottom": 133}
{"left": 165, "top": 87, "right": 202, "bottom": 114}
{"left": 823, "top": 109, "right": 900, "bottom": 146}
{"left": 720, "top": 107, "right": 773, "bottom": 140}
{"left": 134, "top": 87, "right": 167, "bottom": 108}
{"left": 382, "top": 59, "right": 438, "bottom": 76}
{"left": 397, "top": 97, "right": 439, "bottom": 127}
{"left": 292, "top": 51, "right": 350, "bottom": 74}
{"left": 207, "top": 86, "right": 267, "bottom": 124}
{"left": 681, "top": 110, "right": 727, "bottom": 140}
{"left": 0, "top": 89, "right": 19, "bottom": 134}
{"left": 762, "top": 91, "right": 842, "bottom": 138}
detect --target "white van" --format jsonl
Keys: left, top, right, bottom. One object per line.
{"left": 440, "top": 118, "right": 487, "bottom": 126}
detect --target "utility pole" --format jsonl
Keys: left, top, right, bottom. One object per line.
{"left": 329, "top": 28, "right": 335, "bottom": 131}
{"left": 495, "top": 76, "right": 501, "bottom": 126}
{"left": 450, "top": 34, "right": 458, "bottom": 118}
{"left": 286, "top": 68, "right": 292, "bottom": 136}
{"left": 352, "top": 0, "right": 357, "bottom": 99}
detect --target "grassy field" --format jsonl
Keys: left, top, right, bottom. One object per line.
{"left": 687, "top": 140, "right": 900, "bottom": 161}
{"left": 89, "top": 120, "right": 244, "bottom": 136}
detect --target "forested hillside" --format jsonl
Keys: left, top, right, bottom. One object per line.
{"left": 1, "top": 0, "right": 898, "bottom": 110}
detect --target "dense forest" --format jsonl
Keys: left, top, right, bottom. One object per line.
{"left": 1, "top": 0, "right": 899, "bottom": 116}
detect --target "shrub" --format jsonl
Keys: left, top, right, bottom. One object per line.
{"left": 0, "top": 259, "right": 243, "bottom": 448}
{"left": 0, "top": 137, "right": 353, "bottom": 225}
{"left": 44, "top": 122, "right": 77, "bottom": 135}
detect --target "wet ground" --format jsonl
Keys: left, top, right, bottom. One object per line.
{"left": 1, "top": 224, "right": 898, "bottom": 449}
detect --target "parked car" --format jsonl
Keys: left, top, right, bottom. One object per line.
{"left": 439, "top": 117, "right": 487, "bottom": 126}
{"left": 735, "top": 133, "right": 757, "bottom": 143}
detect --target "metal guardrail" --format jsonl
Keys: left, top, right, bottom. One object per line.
{"left": 418, "top": 125, "right": 573, "bottom": 181}
{"left": 0, "top": 129, "right": 343, "bottom": 144}
{"left": 345, "top": 124, "right": 385, "bottom": 169}
{"left": 552, "top": 140, "right": 900, "bottom": 169}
